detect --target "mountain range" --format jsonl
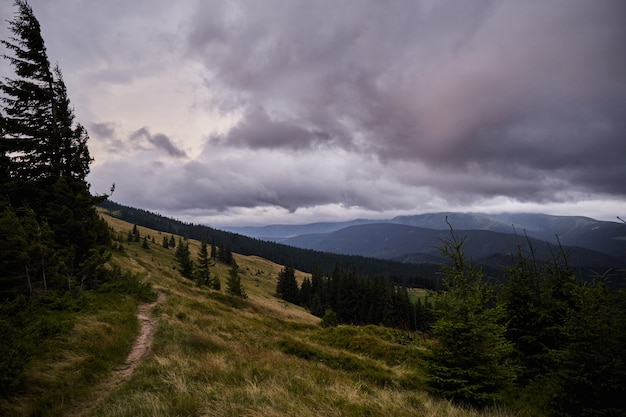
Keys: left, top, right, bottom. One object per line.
{"left": 223, "top": 212, "right": 626, "bottom": 271}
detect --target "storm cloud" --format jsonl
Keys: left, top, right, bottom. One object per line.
{"left": 5, "top": 0, "right": 626, "bottom": 225}
{"left": 130, "top": 128, "right": 187, "bottom": 158}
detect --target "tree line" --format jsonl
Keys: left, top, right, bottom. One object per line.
{"left": 99, "top": 200, "right": 441, "bottom": 289}
{"left": 275, "top": 262, "right": 435, "bottom": 332}
{"left": 165, "top": 233, "right": 245, "bottom": 298}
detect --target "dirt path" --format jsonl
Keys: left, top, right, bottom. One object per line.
{"left": 68, "top": 292, "right": 166, "bottom": 417}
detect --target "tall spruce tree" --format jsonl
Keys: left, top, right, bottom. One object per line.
{"left": 1, "top": 0, "right": 54, "bottom": 183}
{"left": 1, "top": 1, "right": 90, "bottom": 183}
{"left": 1, "top": 0, "right": 109, "bottom": 294}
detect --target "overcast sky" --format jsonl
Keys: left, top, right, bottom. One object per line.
{"left": 2, "top": 1, "right": 625, "bottom": 226}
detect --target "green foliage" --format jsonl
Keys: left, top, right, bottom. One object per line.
{"left": 195, "top": 240, "right": 211, "bottom": 286}
{"left": 97, "top": 265, "right": 157, "bottom": 303}
{"left": 211, "top": 274, "right": 221, "bottom": 291}
{"left": 496, "top": 235, "right": 626, "bottom": 416}
{"left": 312, "top": 325, "right": 424, "bottom": 368}
{"left": 292, "top": 265, "right": 431, "bottom": 331}
{"left": 226, "top": 262, "right": 247, "bottom": 298}
{"left": 320, "top": 309, "right": 339, "bottom": 328}
{"left": 217, "top": 241, "right": 233, "bottom": 265}
{"left": 0, "top": 265, "right": 154, "bottom": 400}
{"left": 425, "top": 227, "right": 516, "bottom": 408}
{"left": 543, "top": 277, "right": 626, "bottom": 416}
{"left": 276, "top": 262, "right": 299, "bottom": 304}
{"left": 1, "top": 0, "right": 94, "bottom": 184}
{"left": 174, "top": 241, "right": 193, "bottom": 279}
{"left": 0, "top": 202, "right": 29, "bottom": 297}
{"left": 277, "top": 337, "right": 396, "bottom": 387}
{"left": 1, "top": 1, "right": 110, "bottom": 299}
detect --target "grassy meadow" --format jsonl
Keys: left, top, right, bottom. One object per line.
{"left": 2, "top": 214, "right": 517, "bottom": 417}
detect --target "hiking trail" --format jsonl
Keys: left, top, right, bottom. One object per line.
{"left": 67, "top": 292, "right": 166, "bottom": 417}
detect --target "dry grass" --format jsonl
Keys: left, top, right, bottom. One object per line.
{"left": 8, "top": 214, "right": 518, "bottom": 417}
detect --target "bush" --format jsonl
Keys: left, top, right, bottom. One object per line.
{"left": 320, "top": 309, "right": 339, "bottom": 328}
{"left": 98, "top": 265, "right": 156, "bottom": 303}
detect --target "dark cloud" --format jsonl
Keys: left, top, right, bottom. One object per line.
{"left": 130, "top": 127, "right": 187, "bottom": 158}
{"left": 10, "top": 0, "right": 625, "bottom": 224}
{"left": 185, "top": 0, "right": 626, "bottom": 205}
{"left": 211, "top": 107, "right": 332, "bottom": 150}
{"left": 89, "top": 122, "right": 116, "bottom": 139}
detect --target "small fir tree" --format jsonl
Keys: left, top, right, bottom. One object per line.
{"left": 174, "top": 241, "right": 193, "bottom": 279}
{"left": 226, "top": 262, "right": 246, "bottom": 298}
{"left": 425, "top": 223, "right": 516, "bottom": 407}
{"left": 211, "top": 275, "right": 221, "bottom": 291}
{"left": 195, "top": 240, "right": 211, "bottom": 286}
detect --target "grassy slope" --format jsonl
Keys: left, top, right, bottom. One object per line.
{"left": 4, "top": 214, "right": 515, "bottom": 417}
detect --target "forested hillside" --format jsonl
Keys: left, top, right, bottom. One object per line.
{"left": 99, "top": 200, "right": 441, "bottom": 289}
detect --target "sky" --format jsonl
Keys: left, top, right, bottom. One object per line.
{"left": 1, "top": 0, "right": 625, "bottom": 227}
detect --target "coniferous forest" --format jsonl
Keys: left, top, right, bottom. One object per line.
{"left": 99, "top": 199, "right": 442, "bottom": 289}
{"left": 0, "top": 0, "right": 152, "bottom": 398}
{"left": 1, "top": 2, "right": 625, "bottom": 416}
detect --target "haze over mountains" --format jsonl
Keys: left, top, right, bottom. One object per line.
{"left": 223, "top": 212, "right": 626, "bottom": 271}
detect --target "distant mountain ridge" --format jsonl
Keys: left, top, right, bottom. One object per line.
{"left": 222, "top": 212, "right": 626, "bottom": 270}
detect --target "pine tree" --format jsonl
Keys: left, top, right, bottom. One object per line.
{"left": 425, "top": 226, "right": 516, "bottom": 407}
{"left": 1, "top": 1, "right": 91, "bottom": 183}
{"left": 195, "top": 240, "right": 211, "bottom": 286}
{"left": 17, "top": 205, "right": 55, "bottom": 293}
{"left": 217, "top": 242, "right": 233, "bottom": 264}
{"left": 309, "top": 266, "right": 326, "bottom": 316}
{"left": 299, "top": 277, "right": 313, "bottom": 308}
{"left": 162, "top": 235, "right": 169, "bottom": 249}
{"left": 211, "top": 275, "right": 221, "bottom": 291}
{"left": 1, "top": 0, "right": 56, "bottom": 182}
{"left": 49, "top": 65, "right": 92, "bottom": 179}
{"left": 141, "top": 236, "right": 149, "bottom": 250}
{"left": 501, "top": 242, "right": 626, "bottom": 416}
{"left": 276, "top": 262, "right": 299, "bottom": 304}
{"left": 544, "top": 276, "right": 626, "bottom": 416}
{"left": 174, "top": 241, "right": 193, "bottom": 279}
{"left": 226, "top": 262, "right": 246, "bottom": 298}
{"left": 1, "top": 1, "right": 110, "bottom": 293}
